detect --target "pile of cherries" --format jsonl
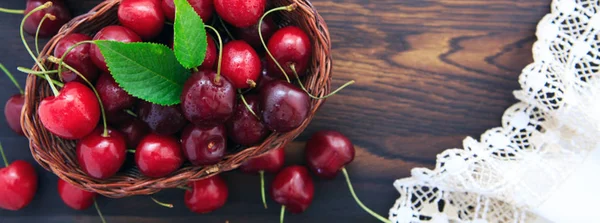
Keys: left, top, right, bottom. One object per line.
{"left": 0, "top": 0, "right": 388, "bottom": 222}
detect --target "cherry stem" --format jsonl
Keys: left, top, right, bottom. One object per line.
{"left": 217, "top": 16, "right": 234, "bottom": 40}
{"left": 16, "top": 67, "right": 64, "bottom": 87}
{"left": 177, "top": 186, "right": 192, "bottom": 191}
{"left": 205, "top": 25, "right": 223, "bottom": 84}
{"left": 48, "top": 56, "right": 109, "bottom": 137}
{"left": 290, "top": 64, "right": 355, "bottom": 100}
{"left": 238, "top": 89, "right": 259, "bottom": 119}
{"left": 20, "top": 2, "right": 58, "bottom": 96}
{"left": 151, "top": 197, "right": 174, "bottom": 208}
{"left": 0, "top": 142, "right": 8, "bottom": 167}
{"left": 259, "top": 5, "right": 297, "bottom": 83}
{"left": 280, "top": 206, "right": 286, "bottom": 223}
{"left": 259, "top": 171, "right": 267, "bottom": 209}
{"left": 0, "top": 8, "right": 25, "bottom": 14}
{"left": 127, "top": 150, "right": 136, "bottom": 154}
{"left": 124, "top": 109, "right": 137, "bottom": 117}
{"left": 164, "top": 21, "right": 173, "bottom": 26}
{"left": 57, "top": 40, "right": 96, "bottom": 81}
{"left": 0, "top": 63, "right": 24, "bottom": 94}
{"left": 35, "top": 13, "right": 56, "bottom": 56}
{"left": 93, "top": 198, "right": 107, "bottom": 223}
{"left": 342, "top": 167, "right": 391, "bottom": 223}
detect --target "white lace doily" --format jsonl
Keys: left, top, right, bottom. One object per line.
{"left": 388, "top": 0, "right": 600, "bottom": 222}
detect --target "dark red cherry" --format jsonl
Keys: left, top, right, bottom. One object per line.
{"left": 260, "top": 80, "right": 310, "bottom": 133}
{"left": 162, "top": 0, "right": 214, "bottom": 22}
{"left": 23, "top": 0, "right": 71, "bottom": 38}
{"left": 4, "top": 94, "right": 24, "bottom": 135}
{"left": 90, "top": 25, "right": 142, "bottom": 72}
{"left": 53, "top": 33, "right": 99, "bottom": 83}
{"left": 135, "top": 134, "right": 184, "bottom": 178}
{"left": 118, "top": 0, "right": 165, "bottom": 40}
{"left": 106, "top": 109, "right": 134, "bottom": 128}
{"left": 221, "top": 40, "right": 261, "bottom": 89}
{"left": 305, "top": 131, "right": 355, "bottom": 179}
{"left": 0, "top": 160, "right": 38, "bottom": 211}
{"left": 239, "top": 147, "right": 284, "bottom": 173}
{"left": 57, "top": 178, "right": 96, "bottom": 210}
{"left": 181, "top": 124, "right": 226, "bottom": 166}
{"left": 77, "top": 127, "right": 127, "bottom": 179}
{"left": 270, "top": 165, "right": 314, "bottom": 214}
{"left": 137, "top": 101, "right": 188, "bottom": 136}
{"left": 95, "top": 73, "right": 136, "bottom": 113}
{"left": 180, "top": 70, "right": 236, "bottom": 127}
{"left": 38, "top": 82, "right": 101, "bottom": 139}
{"left": 184, "top": 175, "right": 228, "bottom": 213}
{"left": 256, "top": 59, "right": 277, "bottom": 90}
{"left": 226, "top": 95, "right": 268, "bottom": 146}
{"left": 266, "top": 26, "right": 312, "bottom": 79}
{"left": 118, "top": 119, "right": 150, "bottom": 149}
{"left": 214, "top": 0, "right": 265, "bottom": 28}
{"left": 235, "top": 16, "right": 277, "bottom": 51}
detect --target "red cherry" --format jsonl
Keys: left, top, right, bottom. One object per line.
{"left": 214, "top": 0, "right": 265, "bottom": 28}
{"left": 221, "top": 40, "right": 261, "bottom": 89}
{"left": 90, "top": 26, "right": 142, "bottom": 72}
{"left": 23, "top": 0, "right": 71, "bottom": 38}
{"left": 266, "top": 26, "right": 312, "bottom": 79}
{"left": 184, "top": 175, "right": 228, "bottom": 213}
{"left": 95, "top": 73, "right": 136, "bottom": 113}
{"left": 180, "top": 70, "right": 236, "bottom": 127}
{"left": 137, "top": 101, "right": 188, "bottom": 136}
{"left": 38, "top": 82, "right": 100, "bottom": 139}
{"left": 57, "top": 178, "right": 96, "bottom": 210}
{"left": 0, "top": 160, "right": 38, "bottom": 211}
{"left": 118, "top": 0, "right": 165, "bottom": 40}
{"left": 181, "top": 124, "right": 226, "bottom": 166}
{"left": 240, "top": 147, "right": 284, "bottom": 174}
{"left": 270, "top": 165, "right": 314, "bottom": 214}
{"left": 305, "top": 131, "right": 355, "bottom": 179}
{"left": 53, "top": 33, "right": 99, "bottom": 83}
{"left": 135, "top": 134, "right": 184, "bottom": 178}
{"left": 161, "top": 0, "right": 214, "bottom": 22}
{"left": 4, "top": 94, "right": 24, "bottom": 135}
{"left": 226, "top": 95, "right": 268, "bottom": 146}
{"left": 260, "top": 80, "right": 310, "bottom": 133}
{"left": 77, "top": 127, "right": 127, "bottom": 179}
{"left": 199, "top": 34, "right": 217, "bottom": 70}
{"left": 235, "top": 16, "right": 277, "bottom": 51}
{"left": 118, "top": 119, "right": 150, "bottom": 148}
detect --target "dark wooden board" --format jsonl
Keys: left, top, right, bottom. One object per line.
{"left": 0, "top": 0, "right": 550, "bottom": 222}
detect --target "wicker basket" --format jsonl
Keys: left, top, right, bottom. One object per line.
{"left": 21, "top": 0, "right": 331, "bottom": 198}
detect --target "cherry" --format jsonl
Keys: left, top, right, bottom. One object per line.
{"left": 77, "top": 127, "right": 127, "bottom": 179}
{"left": 305, "top": 130, "right": 355, "bottom": 179}
{"left": 135, "top": 134, "right": 184, "bottom": 178}
{"left": 106, "top": 109, "right": 135, "bottom": 128}
{"left": 162, "top": 0, "right": 214, "bottom": 22}
{"left": 53, "top": 33, "right": 99, "bottom": 83}
{"left": 214, "top": 0, "right": 265, "bottom": 28}
{"left": 38, "top": 82, "right": 101, "bottom": 139}
{"left": 271, "top": 165, "right": 314, "bottom": 215}
{"left": 221, "top": 40, "right": 261, "bottom": 89}
{"left": 266, "top": 26, "right": 312, "bottom": 79}
{"left": 0, "top": 143, "right": 38, "bottom": 211}
{"left": 95, "top": 73, "right": 136, "bottom": 113}
{"left": 181, "top": 124, "right": 226, "bottom": 166}
{"left": 199, "top": 34, "right": 217, "bottom": 70}
{"left": 226, "top": 94, "right": 268, "bottom": 146}
{"left": 118, "top": 119, "right": 150, "bottom": 149}
{"left": 4, "top": 94, "right": 25, "bottom": 135}
{"left": 90, "top": 25, "right": 142, "bottom": 73}
{"left": 118, "top": 0, "right": 165, "bottom": 40}
{"left": 57, "top": 178, "right": 96, "bottom": 210}
{"left": 180, "top": 70, "right": 236, "bottom": 127}
{"left": 256, "top": 59, "right": 277, "bottom": 90}
{"left": 184, "top": 175, "right": 228, "bottom": 214}
{"left": 23, "top": 0, "right": 71, "bottom": 38}
{"left": 235, "top": 16, "right": 277, "bottom": 51}
{"left": 137, "top": 101, "right": 188, "bottom": 136}
{"left": 260, "top": 80, "right": 310, "bottom": 133}
{"left": 239, "top": 147, "right": 284, "bottom": 208}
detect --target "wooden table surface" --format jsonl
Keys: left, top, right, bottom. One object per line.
{"left": 0, "top": 0, "right": 550, "bottom": 222}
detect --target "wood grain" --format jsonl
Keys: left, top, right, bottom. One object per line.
{"left": 0, "top": 0, "right": 550, "bottom": 222}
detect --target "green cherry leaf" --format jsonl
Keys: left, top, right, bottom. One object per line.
{"left": 173, "top": 0, "right": 207, "bottom": 69}
{"left": 95, "top": 41, "right": 191, "bottom": 106}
